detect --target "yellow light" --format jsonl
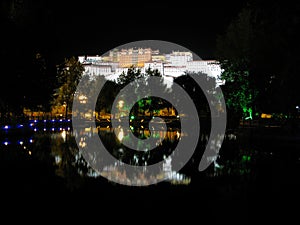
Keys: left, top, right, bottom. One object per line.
{"left": 117, "top": 128, "right": 124, "bottom": 141}
{"left": 61, "top": 130, "right": 67, "bottom": 142}
{"left": 261, "top": 113, "right": 272, "bottom": 119}
{"left": 118, "top": 100, "right": 124, "bottom": 108}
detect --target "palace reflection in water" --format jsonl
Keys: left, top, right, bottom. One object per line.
{"left": 1, "top": 118, "right": 274, "bottom": 189}
{"left": 1, "top": 119, "right": 195, "bottom": 187}
{"left": 72, "top": 124, "right": 191, "bottom": 186}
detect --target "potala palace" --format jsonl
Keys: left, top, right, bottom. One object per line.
{"left": 78, "top": 48, "right": 225, "bottom": 86}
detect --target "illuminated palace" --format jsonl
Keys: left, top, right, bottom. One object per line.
{"left": 23, "top": 48, "right": 224, "bottom": 119}
{"left": 78, "top": 48, "right": 225, "bottom": 86}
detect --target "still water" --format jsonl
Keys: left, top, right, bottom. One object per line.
{"left": 2, "top": 119, "right": 300, "bottom": 224}
{"left": 2, "top": 118, "right": 298, "bottom": 189}
{"left": 1, "top": 119, "right": 194, "bottom": 187}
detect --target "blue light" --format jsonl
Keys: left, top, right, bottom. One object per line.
{"left": 4, "top": 125, "right": 10, "bottom": 129}
{"left": 17, "top": 124, "right": 24, "bottom": 128}
{"left": 3, "top": 141, "right": 10, "bottom": 145}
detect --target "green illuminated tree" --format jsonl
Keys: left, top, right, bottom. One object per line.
{"left": 216, "top": 7, "right": 257, "bottom": 121}
{"left": 141, "top": 67, "right": 168, "bottom": 117}
{"left": 116, "top": 66, "right": 168, "bottom": 117}
{"left": 216, "top": 0, "right": 300, "bottom": 122}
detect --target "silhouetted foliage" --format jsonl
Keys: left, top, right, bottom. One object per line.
{"left": 216, "top": 7, "right": 257, "bottom": 121}
{"left": 216, "top": 0, "right": 300, "bottom": 119}
{"left": 117, "top": 66, "right": 143, "bottom": 87}
{"left": 115, "top": 66, "right": 169, "bottom": 117}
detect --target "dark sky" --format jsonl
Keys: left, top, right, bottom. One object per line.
{"left": 52, "top": 2, "right": 247, "bottom": 60}
{"left": 2, "top": 1, "right": 247, "bottom": 59}
{"left": 1, "top": 0, "right": 247, "bottom": 108}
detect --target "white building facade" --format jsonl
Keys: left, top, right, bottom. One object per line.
{"left": 78, "top": 49, "right": 224, "bottom": 86}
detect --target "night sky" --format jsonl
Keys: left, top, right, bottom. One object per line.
{"left": 2, "top": 2, "right": 300, "bottom": 221}
{"left": 1, "top": 0, "right": 247, "bottom": 108}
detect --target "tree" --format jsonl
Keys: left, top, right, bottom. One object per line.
{"left": 249, "top": 0, "right": 300, "bottom": 114}
{"left": 216, "top": 6, "right": 257, "bottom": 122}
{"left": 115, "top": 66, "right": 169, "bottom": 117}
{"left": 52, "top": 56, "right": 84, "bottom": 118}
{"left": 216, "top": 0, "right": 300, "bottom": 122}
{"left": 117, "top": 66, "right": 143, "bottom": 87}
{"left": 174, "top": 72, "right": 220, "bottom": 131}
{"left": 28, "top": 52, "right": 56, "bottom": 111}
{"left": 1, "top": 0, "right": 58, "bottom": 114}
{"left": 95, "top": 76, "right": 119, "bottom": 115}
{"left": 139, "top": 67, "right": 168, "bottom": 117}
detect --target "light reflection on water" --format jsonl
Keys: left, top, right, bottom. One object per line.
{"left": 71, "top": 126, "right": 191, "bottom": 185}
{"left": 1, "top": 119, "right": 271, "bottom": 187}
{"left": 0, "top": 120, "right": 192, "bottom": 186}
